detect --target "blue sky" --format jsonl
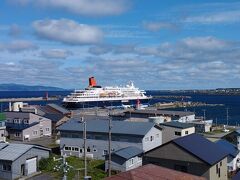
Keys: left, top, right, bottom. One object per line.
{"left": 0, "top": 0, "right": 240, "bottom": 89}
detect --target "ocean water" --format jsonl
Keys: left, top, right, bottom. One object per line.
{"left": 148, "top": 91, "right": 240, "bottom": 126}
{"left": 0, "top": 91, "right": 239, "bottom": 125}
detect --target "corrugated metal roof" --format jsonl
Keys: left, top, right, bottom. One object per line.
{"left": 216, "top": 139, "right": 239, "bottom": 158}
{"left": 173, "top": 134, "right": 228, "bottom": 165}
{"left": 58, "top": 119, "right": 159, "bottom": 136}
{"left": 0, "top": 143, "right": 50, "bottom": 161}
{"left": 161, "top": 121, "right": 194, "bottom": 129}
{"left": 105, "top": 164, "right": 206, "bottom": 180}
{"left": 112, "top": 146, "right": 143, "bottom": 160}
{"left": 47, "top": 104, "right": 70, "bottom": 114}
{"left": 126, "top": 109, "right": 194, "bottom": 117}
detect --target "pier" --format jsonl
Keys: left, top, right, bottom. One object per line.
{"left": 0, "top": 97, "right": 59, "bottom": 103}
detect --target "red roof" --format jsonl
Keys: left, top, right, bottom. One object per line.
{"left": 105, "top": 164, "right": 206, "bottom": 180}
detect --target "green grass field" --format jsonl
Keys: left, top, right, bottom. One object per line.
{"left": 39, "top": 155, "right": 107, "bottom": 180}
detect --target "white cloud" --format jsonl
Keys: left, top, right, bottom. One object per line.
{"left": 0, "top": 40, "right": 38, "bottom": 53}
{"left": 10, "top": 0, "right": 130, "bottom": 16}
{"left": 40, "top": 49, "right": 73, "bottom": 59}
{"left": 143, "top": 22, "right": 177, "bottom": 32}
{"left": 32, "top": 19, "right": 103, "bottom": 45}
{"left": 184, "top": 10, "right": 240, "bottom": 24}
{"left": 181, "top": 36, "right": 229, "bottom": 50}
{"left": 89, "top": 44, "right": 135, "bottom": 55}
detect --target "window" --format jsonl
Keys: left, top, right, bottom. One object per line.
{"left": 79, "top": 149, "right": 83, "bottom": 153}
{"left": 129, "top": 158, "right": 134, "bottom": 166}
{"left": 1, "top": 134, "right": 4, "bottom": 137}
{"left": 23, "top": 119, "right": 29, "bottom": 124}
{"left": 14, "top": 119, "right": 19, "bottom": 124}
{"left": 156, "top": 134, "right": 159, "bottom": 138}
{"left": 138, "top": 157, "right": 142, "bottom": 161}
{"left": 218, "top": 168, "right": 221, "bottom": 178}
{"left": 87, "top": 147, "right": 91, "bottom": 152}
{"left": 64, "top": 146, "right": 71, "bottom": 151}
{"left": 93, "top": 148, "right": 97, "bottom": 152}
{"left": 216, "top": 164, "right": 218, "bottom": 174}
{"left": 145, "top": 137, "right": 149, "bottom": 142}
{"left": 7, "top": 165, "right": 11, "bottom": 171}
{"left": 150, "top": 136, "right": 154, "bottom": 141}
{"left": 175, "top": 131, "right": 181, "bottom": 136}
{"left": 185, "top": 131, "right": 188, "bottom": 135}
{"left": 103, "top": 150, "right": 108, "bottom": 155}
{"left": 74, "top": 147, "right": 79, "bottom": 151}
{"left": 46, "top": 128, "right": 50, "bottom": 132}
{"left": 2, "top": 164, "right": 11, "bottom": 172}
{"left": 220, "top": 161, "right": 222, "bottom": 166}
{"left": 32, "top": 131, "right": 38, "bottom": 136}
{"left": 15, "top": 132, "right": 20, "bottom": 137}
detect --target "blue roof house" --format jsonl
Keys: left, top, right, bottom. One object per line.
{"left": 144, "top": 134, "right": 229, "bottom": 180}
{"left": 216, "top": 139, "right": 240, "bottom": 172}
{"left": 105, "top": 146, "right": 143, "bottom": 172}
{"left": 58, "top": 118, "right": 162, "bottom": 159}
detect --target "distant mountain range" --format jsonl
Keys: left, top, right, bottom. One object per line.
{"left": 0, "top": 84, "right": 66, "bottom": 91}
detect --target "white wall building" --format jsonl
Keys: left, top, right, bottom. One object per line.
{"left": 216, "top": 138, "right": 240, "bottom": 172}
{"left": 58, "top": 118, "right": 162, "bottom": 160}
{"left": 160, "top": 121, "right": 195, "bottom": 144}
{"left": 105, "top": 146, "right": 143, "bottom": 172}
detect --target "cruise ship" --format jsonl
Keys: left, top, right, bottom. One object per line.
{"left": 63, "top": 77, "right": 151, "bottom": 109}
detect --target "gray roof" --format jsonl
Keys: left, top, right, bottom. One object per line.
{"left": 58, "top": 119, "right": 160, "bottom": 136}
{"left": 126, "top": 110, "right": 194, "bottom": 117}
{"left": 112, "top": 146, "right": 143, "bottom": 160}
{"left": 161, "top": 121, "right": 194, "bottom": 129}
{"left": 47, "top": 104, "right": 70, "bottom": 114}
{"left": 0, "top": 143, "right": 50, "bottom": 161}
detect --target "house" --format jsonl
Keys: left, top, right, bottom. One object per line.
{"left": 0, "top": 142, "right": 50, "bottom": 180}
{"left": 222, "top": 129, "right": 240, "bottom": 145}
{"left": 58, "top": 118, "right": 162, "bottom": 159}
{"left": 105, "top": 164, "right": 206, "bottom": 180}
{"left": 111, "top": 109, "right": 195, "bottom": 122}
{"left": 190, "top": 120, "right": 212, "bottom": 133}
{"left": 0, "top": 113, "right": 6, "bottom": 142}
{"left": 35, "top": 104, "right": 71, "bottom": 135}
{"left": 20, "top": 103, "right": 70, "bottom": 135}
{"left": 216, "top": 139, "right": 240, "bottom": 172}
{"left": 0, "top": 121, "right": 6, "bottom": 142}
{"left": 105, "top": 146, "right": 143, "bottom": 172}
{"left": 160, "top": 121, "right": 195, "bottom": 143}
{"left": 143, "top": 134, "right": 228, "bottom": 180}
{"left": 5, "top": 112, "right": 51, "bottom": 141}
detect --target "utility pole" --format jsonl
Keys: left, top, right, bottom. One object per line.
{"left": 226, "top": 108, "right": 229, "bottom": 126}
{"left": 108, "top": 114, "right": 112, "bottom": 177}
{"left": 82, "top": 116, "right": 87, "bottom": 178}
{"left": 63, "top": 154, "right": 67, "bottom": 180}
{"left": 203, "top": 109, "right": 206, "bottom": 120}
{"left": 53, "top": 153, "right": 72, "bottom": 180}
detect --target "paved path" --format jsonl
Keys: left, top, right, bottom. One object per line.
{"left": 28, "top": 173, "right": 57, "bottom": 180}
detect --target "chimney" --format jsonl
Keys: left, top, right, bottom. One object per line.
{"left": 89, "top": 77, "right": 97, "bottom": 87}
{"left": 237, "top": 136, "right": 240, "bottom": 151}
